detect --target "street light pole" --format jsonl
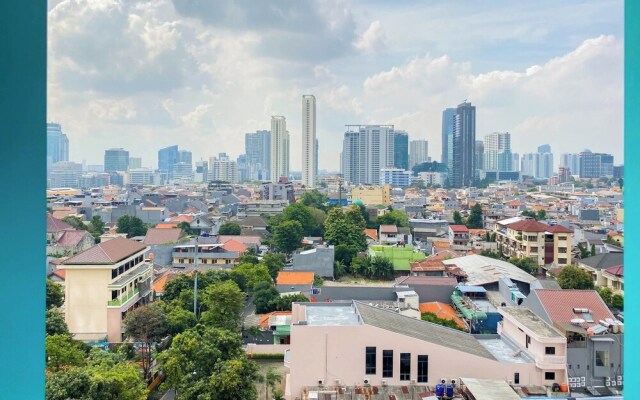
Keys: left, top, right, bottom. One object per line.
{"left": 193, "top": 236, "right": 198, "bottom": 316}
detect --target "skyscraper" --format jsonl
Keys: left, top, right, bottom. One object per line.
{"left": 210, "top": 153, "right": 239, "bottom": 183}
{"left": 315, "top": 138, "right": 319, "bottom": 179}
{"left": 270, "top": 116, "right": 290, "bottom": 182}
{"left": 128, "top": 157, "right": 142, "bottom": 169}
{"left": 393, "top": 130, "right": 409, "bottom": 171}
{"left": 475, "top": 140, "right": 484, "bottom": 173}
{"left": 521, "top": 152, "right": 553, "bottom": 179}
{"left": 579, "top": 151, "right": 614, "bottom": 178}
{"left": 409, "top": 140, "right": 429, "bottom": 169}
{"left": 483, "top": 132, "right": 512, "bottom": 172}
{"left": 47, "top": 123, "right": 69, "bottom": 168}
{"left": 302, "top": 95, "right": 316, "bottom": 187}
{"left": 342, "top": 125, "right": 395, "bottom": 185}
{"left": 245, "top": 130, "right": 271, "bottom": 181}
{"left": 537, "top": 144, "right": 551, "bottom": 154}
{"left": 559, "top": 153, "right": 581, "bottom": 176}
{"left": 178, "top": 150, "right": 192, "bottom": 165}
{"left": 104, "top": 148, "right": 129, "bottom": 172}
{"left": 158, "top": 145, "right": 179, "bottom": 177}
{"left": 450, "top": 101, "right": 476, "bottom": 188}
{"left": 194, "top": 160, "right": 209, "bottom": 183}
{"left": 441, "top": 108, "right": 456, "bottom": 165}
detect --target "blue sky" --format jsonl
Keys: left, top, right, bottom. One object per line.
{"left": 47, "top": 0, "right": 624, "bottom": 171}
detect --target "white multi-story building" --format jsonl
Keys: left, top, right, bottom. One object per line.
{"left": 210, "top": 153, "right": 238, "bottom": 183}
{"left": 521, "top": 153, "right": 554, "bottom": 179}
{"left": 483, "top": 132, "right": 512, "bottom": 171}
{"left": 302, "top": 95, "right": 316, "bottom": 188}
{"left": 380, "top": 168, "right": 411, "bottom": 188}
{"left": 271, "top": 116, "right": 290, "bottom": 182}
{"left": 418, "top": 171, "right": 447, "bottom": 187}
{"left": 194, "top": 160, "right": 209, "bottom": 183}
{"left": 342, "top": 125, "right": 395, "bottom": 185}
{"left": 559, "top": 153, "right": 580, "bottom": 176}
{"left": 409, "top": 140, "right": 429, "bottom": 169}
{"left": 128, "top": 168, "right": 153, "bottom": 186}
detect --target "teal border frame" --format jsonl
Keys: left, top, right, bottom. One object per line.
{"left": 0, "top": 1, "right": 46, "bottom": 398}
{"left": 624, "top": 1, "right": 638, "bottom": 397}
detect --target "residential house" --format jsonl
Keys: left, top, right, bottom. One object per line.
{"left": 494, "top": 217, "right": 573, "bottom": 267}
{"left": 276, "top": 271, "right": 314, "bottom": 296}
{"left": 576, "top": 253, "right": 624, "bottom": 294}
{"left": 171, "top": 238, "right": 246, "bottom": 269}
{"left": 448, "top": 225, "right": 472, "bottom": 251}
{"left": 59, "top": 237, "right": 154, "bottom": 342}
{"left": 143, "top": 228, "right": 185, "bottom": 267}
{"left": 46, "top": 215, "right": 95, "bottom": 256}
{"left": 379, "top": 225, "right": 400, "bottom": 245}
{"left": 522, "top": 289, "right": 624, "bottom": 391}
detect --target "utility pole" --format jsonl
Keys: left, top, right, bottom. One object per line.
{"left": 193, "top": 235, "right": 199, "bottom": 316}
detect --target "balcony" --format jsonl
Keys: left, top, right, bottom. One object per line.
{"left": 108, "top": 289, "right": 139, "bottom": 307}
{"left": 535, "top": 354, "right": 567, "bottom": 370}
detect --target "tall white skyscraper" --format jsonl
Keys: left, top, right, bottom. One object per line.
{"left": 560, "top": 153, "right": 581, "bottom": 176}
{"left": 409, "top": 140, "right": 429, "bottom": 169}
{"left": 270, "top": 116, "right": 289, "bottom": 182}
{"left": 483, "top": 132, "right": 512, "bottom": 171}
{"left": 342, "top": 125, "right": 395, "bottom": 185}
{"left": 302, "top": 95, "right": 316, "bottom": 187}
{"left": 209, "top": 153, "right": 238, "bottom": 183}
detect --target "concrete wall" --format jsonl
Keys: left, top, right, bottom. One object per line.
{"left": 567, "top": 334, "right": 624, "bottom": 389}
{"left": 292, "top": 247, "right": 334, "bottom": 278}
{"left": 287, "top": 323, "right": 541, "bottom": 400}
{"left": 65, "top": 267, "right": 111, "bottom": 341}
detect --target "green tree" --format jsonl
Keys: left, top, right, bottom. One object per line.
{"left": 577, "top": 242, "right": 591, "bottom": 259}
{"left": 116, "top": 215, "right": 147, "bottom": 238}
{"left": 334, "top": 244, "right": 358, "bottom": 266}
{"left": 421, "top": 312, "right": 463, "bottom": 331}
{"left": 167, "top": 307, "right": 198, "bottom": 336}
{"left": 200, "top": 281, "right": 245, "bottom": 331}
{"left": 598, "top": 287, "right": 613, "bottom": 307}
{"left": 47, "top": 278, "right": 65, "bottom": 309}
{"left": 453, "top": 211, "right": 464, "bottom": 225}
{"left": 282, "top": 203, "right": 315, "bottom": 235}
{"left": 122, "top": 305, "right": 169, "bottom": 379}
{"left": 536, "top": 209, "right": 547, "bottom": 221}
{"left": 158, "top": 325, "right": 258, "bottom": 400}
{"left": 324, "top": 208, "right": 367, "bottom": 251}
{"left": 238, "top": 253, "right": 259, "bottom": 265}
{"left": 334, "top": 261, "right": 346, "bottom": 279}
{"left": 46, "top": 309, "right": 70, "bottom": 336}
{"left": 376, "top": 210, "right": 410, "bottom": 228}
{"left": 253, "top": 282, "right": 279, "bottom": 314}
{"left": 308, "top": 207, "right": 327, "bottom": 236}
{"left": 46, "top": 334, "right": 87, "bottom": 372}
{"left": 62, "top": 216, "right": 88, "bottom": 231}
{"left": 88, "top": 215, "right": 106, "bottom": 241}
{"left": 618, "top": 178, "right": 623, "bottom": 189}
{"left": 591, "top": 244, "right": 596, "bottom": 257}
{"left": 269, "top": 293, "right": 309, "bottom": 311}
{"left": 611, "top": 294, "right": 623, "bottom": 310}
{"left": 85, "top": 361, "right": 148, "bottom": 400}
{"left": 219, "top": 222, "right": 242, "bottom": 235}
{"left": 508, "top": 257, "right": 538, "bottom": 275}
{"left": 480, "top": 249, "right": 503, "bottom": 259}
{"left": 465, "top": 203, "right": 484, "bottom": 229}
{"left": 300, "top": 190, "right": 328, "bottom": 210}
{"left": 370, "top": 256, "right": 395, "bottom": 279}
{"left": 261, "top": 253, "right": 286, "bottom": 279}
{"left": 178, "top": 221, "right": 197, "bottom": 236}
{"left": 230, "top": 263, "right": 272, "bottom": 293}
{"left": 272, "top": 220, "right": 304, "bottom": 254}
{"left": 558, "top": 266, "right": 595, "bottom": 290}
{"left": 262, "top": 366, "right": 283, "bottom": 400}
{"left": 46, "top": 368, "right": 92, "bottom": 400}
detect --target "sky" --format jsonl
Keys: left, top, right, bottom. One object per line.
{"left": 47, "top": 0, "right": 624, "bottom": 172}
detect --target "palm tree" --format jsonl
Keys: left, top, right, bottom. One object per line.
{"left": 257, "top": 366, "right": 282, "bottom": 400}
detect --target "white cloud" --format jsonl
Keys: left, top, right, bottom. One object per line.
{"left": 354, "top": 21, "right": 387, "bottom": 53}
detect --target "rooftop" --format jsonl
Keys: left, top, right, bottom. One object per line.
{"left": 477, "top": 338, "right": 534, "bottom": 364}
{"left": 277, "top": 271, "right": 315, "bottom": 286}
{"left": 500, "top": 307, "right": 563, "bottom": 338}
{"left": 304, "top": 304, "right": 361, "bottom": 326}
{"left": 143, "top": 228, "right": 184, "bottom": 245}
{"left": 62, "top": 237, "right": 147, "bottom": 265}
{"left": 442, "top": 255, "right": 537, "bottom": 286}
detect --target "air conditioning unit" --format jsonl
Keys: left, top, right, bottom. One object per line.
{"left": 318, "top": 379, "right": 324, "bottom": 385}
{"left": 381, "top": 380, "right": 388, "bottom": 386}
{"left": 440, "top": 378, "right": 447, "bottom": 384}
{"left": 335, "top": 379, "right": 341, "bottom": 385}
{"left": 363, "top": 379, "right": 370, "bottom": 385}
{"left": 451, "top": 379, "right": 457, "bottom": 385}
{"left": 410, "top": 379, "right": 417, "bottom": 385}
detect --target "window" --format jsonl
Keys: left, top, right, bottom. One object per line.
{"left": 417, "top": 355, "right": 428, "bottom": 383}
{"left": 545, "top": 347, "right": 556, "bottom": 355}
{"left": 514, "top": 373, "right": 520, "bottom": 384}
{"left": 545, "top": 372, "right": 556, "bottom": 380}
{"left": 526, "top": 335, "right": 531, "bottom": 348}
{"left": 382, "top": 350, "right": 393, "bottom": 378}
{"left": 400, "top": 353, "right": 411, "bottom": 381}
{"left": 365, "top": 347, "right": 376, "bottom": 374}
{"left": 595, "top": 350, "right": 609, "bottom": 367}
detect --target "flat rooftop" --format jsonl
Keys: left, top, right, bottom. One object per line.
{"left": 477, "top": 337, "right": 534, "bottom": 363}
{"left": 501, "top": 307, "right": 564, "bottom": 338}
{"left": 305, "top": 304, "right": 362, "bottom": 326}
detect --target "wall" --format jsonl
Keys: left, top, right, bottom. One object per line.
{"left": 65, "top": 267, "right": 111, "bottom": 341}
{"left": 292, "top": 247, "right": 334, "bottom": 278}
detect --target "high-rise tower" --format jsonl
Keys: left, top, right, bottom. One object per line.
{"left": 271, "top": 116, "right": 289, "bottom": 182}
{"left": 302, "top": 95, "right": 316, "bottom": 187}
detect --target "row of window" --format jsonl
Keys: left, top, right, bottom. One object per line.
{"left": 111, "top": 255, "right": 144, "bottom": 279}
{"left": 365, "top": 348, "right": 428, "bottom": 382}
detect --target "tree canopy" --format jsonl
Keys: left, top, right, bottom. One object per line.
{"left": 116, "top": 215, "right": 147, "bottom": 238}
{"left": 376, "top": 210, "right": 409, "bottom": 228}
{"left": 324, "top": 207, "right": 367, "bottom": 252}
{"left": 123, "top": 305, "right": 169, "bottom": 379}
{"left": 46, "top": 309, "right": 70, "bottom": 336}
{"left": 271, "top": 220, "right": 304, "bottom": 254}
{"left": 47, "top": 279, "right": 65, "bottom": 309}
{"left": 465, "top": 203, "right": 484, "bottom": 229}
{"left": 199, "top": 281, "right": 245, "bottom": 331}
{"left": 557, "top": 266, "right": 594, "bottom": 290}
{"left": 219, "top": 222, "right": 241, "bottom": 236}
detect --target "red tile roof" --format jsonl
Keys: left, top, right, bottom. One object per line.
{"left": 604, "top": 265, "right": 623, "bottom": 277}
{"left": 276, "top": 271, "right": 314, "bottom": 286}
{"left": 419, "top": 302, "right": 467, "bottom": 329}
{"left": 57, "top": 230, "right": 91, "bottom": 246}
{"left": 47, "top": 215, "right": 73, "bottom": 233}
{"left": 218, "top": 236, "right": 262, "bottom": 245}
{"left": 62, "top": 237, "right": 146, "bottom": 265}
{"left": 449, "top": 225, "right": 469, "bottom": 232}
{"left": 143, "top": 228, "right": 184, "bottom": 245}
{"left": 379, "top": 225, "right": 398, "bottom": 234}
{"left": 364, "top": 229, "right": 378, "bottom": 241}
{"left": 535, "top": 289, "right": 615, "bottom": 325}
{"left": 258, "top": 311, "right": 292, "bottom": 330}
{"left": 506, "top": 220, "right": 572, "bottom": 233}
{"left": 222, "top": 239, "right": 248, "bottom": 253}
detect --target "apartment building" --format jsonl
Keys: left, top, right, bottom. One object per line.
{"left": 60, "top": 237, "right": 153, "bottom": 342}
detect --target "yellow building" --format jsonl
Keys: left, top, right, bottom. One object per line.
{"left": 350, "top": 184, "right": 391, "bottom": 206}
{"left": 494, "top": 217, "right": 573, "bottom": 267}
{"left": 60, "top": 237, "right": 153, "bottom": 342}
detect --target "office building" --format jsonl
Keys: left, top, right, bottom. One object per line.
{"left": 104, "top": 148, "right": 129, "bottom": 172}
{"left": 302, "top": 95, "right": 317, "bottom": 188}
{"left": 49, "top": 161, "right": 83, "bottom": 188}
{"left": 128, "top": 157, "right": 142, "bottom": 169}
{"left": 245, "top": 130, "right": 271, "bottom": 181}
{"left": 315, "top": 138, "right": 319, "bottom": 180}
{"left": 172, "top": 162, "right": 193, "bottom": 182}
{"left": 511, "top": 153, "right": 520, "bottom": 172}
{"left": 158, "top": 145, "right": 179, "bottom": 177}
{"left": 236, "top": 154, "right": 249, "bottom": 183}
{"left": 450, "top": 101, "right": 476, "bottom": 187}
{"left": 128, "top": 168, "right": 153, "bottom": 186}
{"left": 210, "top": 153, "right": 239, "bottom": 183}
{"left": 47, "top": 123, "right": 70, "bottom": 169}
{"left": 559, "top": 153, "right": 580, "bottom": 176}
{"left": 475, "top": 140, "right": 484, "bottom": 173}
{"left": 537, "top": 144, "right": 551, "bottom": 154}
{"left": 441, "top": 108, "right": 456, "bottom": 166}
{"left": 380, "top": 168, "right": 411, "bottom": 188}
{"left": 194, "top": 160, "right": 209, "bottom": 183}
{"left": 270, "top": 116, "right": 290, "bottom": 182}
{"left": 409, "top": 140, "right": 429, "bottom": 169}
{"left": 342, "top": 125, "right": 395, "bottom": 185}
{"left": 483, "top": 132, "right": 512, "bottom": 172}
{"left": 579, "top": 151, "right": 614, "bottom": 178}
{"left": 521, "top": 151, "right": 554, "bottom": 179}
{"left": 393, "top": 130, "right": 409, "bottom": 171}
{"left": 178, "top": 150, "right": 192, "bottom": 165}
{"left": 558, "top": 166, "right": 571, "bottom": 183}
{"left": 613, "top": 165, "right": 624, "bottom": 179}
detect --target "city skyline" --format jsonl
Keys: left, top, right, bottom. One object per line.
{"left": 47, "top": 1, "right": 623, "bottom": 171}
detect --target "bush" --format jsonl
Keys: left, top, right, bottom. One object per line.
{"left": 248, "top": 353, "right": 284, "bottom": 360}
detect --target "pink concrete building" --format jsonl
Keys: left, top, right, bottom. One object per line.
{"left": 285, "top": 301, "right": 566, "bottom": 400}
